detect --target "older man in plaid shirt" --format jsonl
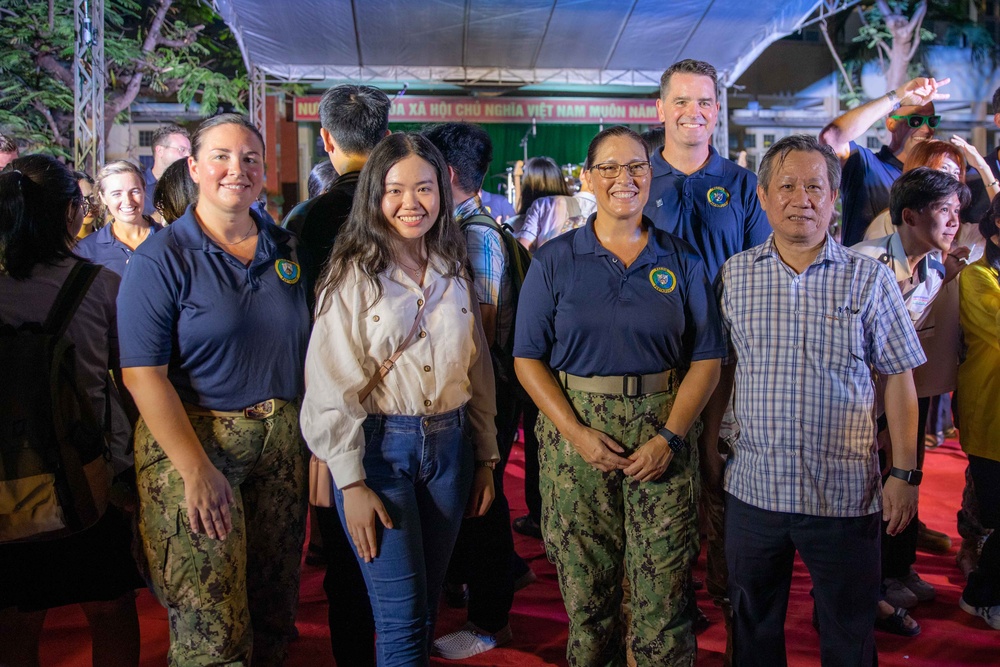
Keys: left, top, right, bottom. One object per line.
{"left": 706, "top": 135, "right": 926, "bottom": 666}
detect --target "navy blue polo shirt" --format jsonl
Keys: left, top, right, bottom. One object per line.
{"left": 514, "top": 217, "right": 726, "bottom": 376}
{"left": 75, "top": 221, "right": 161, "bottom": 276}
{"left": 643, "top": 145, "right": 771, "bottom": 280}
{"left": 117, "top": 206, "right": 310, "bottom": 410}
{"left": 839, "top": 141, "right": 902, "bottom": 247}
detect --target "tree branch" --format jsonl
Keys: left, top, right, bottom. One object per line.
{"left": 820, "top": 19, "right": 854, "bottom": 94}
{"left": 31, "top": 99, "right": 67, "bottom": 148}
{"left": 35, "top": 52, "right": 74, "bottom": 88}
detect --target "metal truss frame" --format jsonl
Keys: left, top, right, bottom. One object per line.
{"left": 74, "top": 0, "right": 104, "bottom": 175}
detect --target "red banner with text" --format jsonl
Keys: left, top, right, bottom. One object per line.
{"left": 293, "top": 95, "right": 660, "bottom": 125}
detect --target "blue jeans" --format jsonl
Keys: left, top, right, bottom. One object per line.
{"left": 335, "top": 408, "right": 474, "bottom": 667}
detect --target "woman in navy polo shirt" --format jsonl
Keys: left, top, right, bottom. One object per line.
{"left": 301, "top": 133, "right": 499, "bottom": 666}
{"left": 514, "top": 126, "right": 725, "bottom": 666}
{"left": 76, "top": 160, "right": 160, "bottom": 276}
{"left": 117, "top": 114, "right": 310, "bottom": 666}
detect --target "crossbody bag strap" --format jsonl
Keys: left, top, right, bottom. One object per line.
{"left": 357, "top": 297, "right": 427, "bottom": 403}
{"left": 43, "top": 262, "right": 102, "bottom": 338}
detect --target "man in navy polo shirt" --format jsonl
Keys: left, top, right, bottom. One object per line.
{"left": 643, "top": 59, "right": 771, "bottom": 652}
{"left": 142, "top": 124, "right": 191, "bottom": 216}
{"left": 819, "top": 76, "right": 950, "bottom": 246}
{"left": 643, "top": 59, "right": 770, "bottom": 281}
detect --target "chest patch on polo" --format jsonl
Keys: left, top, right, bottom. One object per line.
{"left": 649, "top": 267, "right": 677, "bottom": 294}
{"left": 275, "top": 259, "right": 301, "bottom": 284}
{"left": 707, "top": 186, "right": 730, "bottom": 208}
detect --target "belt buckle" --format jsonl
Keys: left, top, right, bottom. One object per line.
{"left": 622, "top": 373, "right": 641, "bottom": 398}
{"left": 244, "top": 399, "right": 275, "bottom": 419}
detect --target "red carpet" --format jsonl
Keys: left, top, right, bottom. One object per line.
{"left": 38, "top": 438, "right": 997, "bottom": 666}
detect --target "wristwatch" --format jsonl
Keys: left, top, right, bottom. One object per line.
{"left": 889, "top": 467, "right": 923, "bottom": 486}
{"left": 476, "top": 460, "right": 497, "bottom": 470}
{"left": 657, "top": 427, "right": 687, "bottom": 454}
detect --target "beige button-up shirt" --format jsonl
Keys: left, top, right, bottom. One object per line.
{"left": 301, "top": 257, "right": 498, "bottom": 489}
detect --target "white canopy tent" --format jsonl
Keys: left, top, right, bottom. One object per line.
{"left": 213, "top": 0, "right": 851, "bottom": 88}
{"left": 209, "top": 0, "right": 859, "bottom": 148}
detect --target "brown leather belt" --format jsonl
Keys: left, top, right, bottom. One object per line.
{"left": 559, "top": 370, "right": 675, "bottom": 398}
{"left": 183, "top": 398, "right": 289, "bottom": 420}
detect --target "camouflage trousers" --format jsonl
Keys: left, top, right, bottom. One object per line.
{"left": 135, "top": 400, "right": 308, "bottom": 667}
{"left": 538, "top": 387, "right": 699, "bottom": 667}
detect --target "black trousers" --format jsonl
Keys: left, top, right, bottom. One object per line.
{"left": 726, "top": 494, "right": 880, "bottom": 667}
{"left": 521, "top": 400, "right": 542, "bottom": 524}
{"left": 315, "top": 504, "right": 375, "bottom": 667}
{"left": 880, "top": 396, "right": 930, "bottom": 579}
{"left": 964, "top": 454, "right": 1000, "bottom": 606}
{"left": 445, "top": 382, "right": 522, "bottom": 632}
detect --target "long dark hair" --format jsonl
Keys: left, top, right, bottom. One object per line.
{"left": 0, "top": 155, "right": 82, "bottom": 279}
{"left": 980, "top": 192, "right": 1000, "bottom": 284}
{"left": 517, "top": 156, "right": 568, "bottom": 214}
{"left": 315, "top": 133, "right": 465, "bottom": 314}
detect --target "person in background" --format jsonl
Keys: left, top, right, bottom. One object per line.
{"left": 516, "top": 161, "right": 596, "bottom": 253}
{"left": 300, "top": 132, "right": 497, "bottom": 665}
{"left": 819, "top": 76, "right": 950, "bottom": 246}
{"left": 506, "top": 156, "right": 568, "bottom": 234}
{"left": 0, "top": 131, "right": 20, "bottom": 168}
{"left": 119, "top": 114, "right": 310, "bottom": 666}
{"left": 283, "top": 83, "right": 391, "bottom": 667}
{"left": 516, "top": 125, "right": 724, "bottom": 665}
{"left": 956, "top": 193, "right": 1000, "bottom": 631}
{"left": 851, "top": 167, "right": 971, "bottom": 634}
{"left": 142, "top": 124, "right": 191, "bottom": 216}
{"left": 480, "top": 187, "right": 516, "bottom": 223}
{"left": 0, "top": 155, "right": 142, "bottom": 667}
{"left": 151, "top": 158, "right": 198, "bottom": 224}
{"left": 74, "top": 170, "right": 99, "bottom": 238}
{"left": 76, "top": 161, "right": 161, "bottom": 277}
{"left": 307, "top": 160, "right": 338, "bottom": 199}
{"left": 646, "top": 59, "right": 773, "bottom": 654}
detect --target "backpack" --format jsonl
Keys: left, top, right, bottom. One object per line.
{"left": 460, "top": 214, "right": 533, "bottom": 386}
{"left": 0, "top": 262, "right": 112, "bottom": 543}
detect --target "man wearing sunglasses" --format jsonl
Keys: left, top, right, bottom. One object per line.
{"left": 820, "top": 76, "right": 950, "bottom": 247}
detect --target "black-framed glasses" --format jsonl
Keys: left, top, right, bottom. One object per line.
{"left": 80, "top": 196, "right": 98, "bottom": 216}
{"left": 591, "top": 161, "right": 651, "bottom": 179}
{"left": 890, "top": 114, "right": 941, "bottom": 129}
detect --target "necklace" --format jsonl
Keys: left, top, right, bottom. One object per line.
{"left": 212, "top": 219, "right": 257, "bottom": 246}
{"left": 397, "top": 257, "right": 427, "bottom": 280}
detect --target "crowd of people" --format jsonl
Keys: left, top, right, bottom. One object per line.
{"left": 0, "top": 57, "right": 998, "bottom": 667}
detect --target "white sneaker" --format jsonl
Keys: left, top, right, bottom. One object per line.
{"left": 433, "top": 622, "right": 513, "bottom": 660}
{"left": 959, "top": 596, "right": 1000, "bottom": 630}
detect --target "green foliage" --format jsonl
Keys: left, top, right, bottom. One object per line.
{"left": 836, "top": 1, "right": 995, "bottom": 105}
{"left": 0, "top": 0, "right": 248, "bottom": 155}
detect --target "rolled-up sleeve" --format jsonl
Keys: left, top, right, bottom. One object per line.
{"left": 300, "top": 279, "right": 370, "bottom": 489}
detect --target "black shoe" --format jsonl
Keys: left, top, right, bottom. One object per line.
{"left": 512, "top": 514, "right": 542, "bottom": 539}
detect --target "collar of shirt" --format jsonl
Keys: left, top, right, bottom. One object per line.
{"left": 882, "top": 232, "right": 943, "bottom": 283}
{"left": 749, "top": 232, "right": 848, "bottom": 273}
{"left": 651, "top": 144, "right": 725, "bottom": 179}
{"left": 571, "top": 215, "right": 676, "bottom": 264}
{"left": 167, "top": 205, "right": 287, "bottom": 268}
{"left": 93, "top": 220, "right": 160, "bottom": 247}
{"left": 455, "top": 196, "right": 490, "bottom": 224}
{"left": 876, "top": 144, "right": 904, "bottom": 170}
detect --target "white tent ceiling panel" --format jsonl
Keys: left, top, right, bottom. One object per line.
{"left": 213, "top": 0, "right": 823, "bottom": 88}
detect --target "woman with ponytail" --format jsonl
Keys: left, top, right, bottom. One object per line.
{"left": 0, "top": 155, "right": 141, "bottom": 666}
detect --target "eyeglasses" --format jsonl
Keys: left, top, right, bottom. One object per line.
{"left": 163, "top": 144, "right": 191, "bottom": 156}
{"left": 591, "top": 161, "right": 651, "bottom": 179}
{"left": 78, "top": 196, "right": 98, "bottom": 216}
{"left": 890, "top": 114, "right": 941, "bottom": 129}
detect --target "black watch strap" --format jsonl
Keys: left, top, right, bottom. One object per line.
{"left": 657, "top": 427, "right": 687, "bottom": 454}
{"left": 889, "top": 466, "right": 923, "bottom": 486}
